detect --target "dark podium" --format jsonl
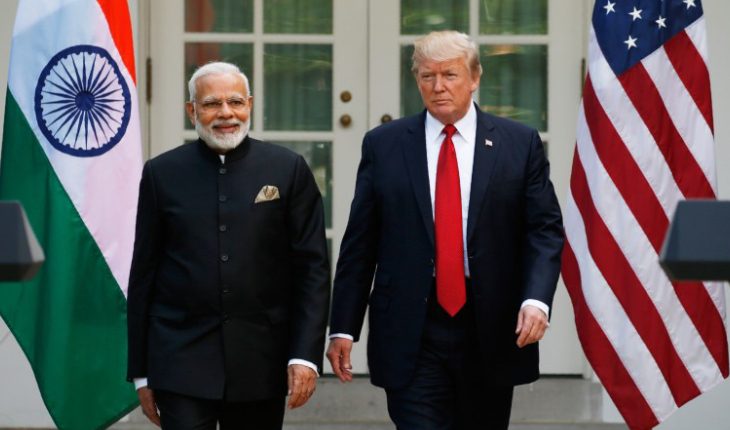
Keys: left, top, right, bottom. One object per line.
{"left": 0, "top": 201, "right": 45, "bottom": 281}
{"left": 660, "top": 200, "right": 730, "bottom": 282}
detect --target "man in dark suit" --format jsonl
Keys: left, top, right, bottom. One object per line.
{"left": 327, "top": 31, "right": 564, "bottom": 429}
{"left": 127, "top": 62, "right": 330, "bottom": 429}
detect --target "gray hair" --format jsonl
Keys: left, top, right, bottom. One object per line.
{"left": 411, "top": 31, "right": 482, "bottom": 78}
{"left": 188, "top": 62, "right": 251, "bottom": 101}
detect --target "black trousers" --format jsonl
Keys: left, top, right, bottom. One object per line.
{"left": 386, "top": 285, "right": 514, "bottom": 430}
{"left": 154, "top": 390, "right": 285, "bottom": 430}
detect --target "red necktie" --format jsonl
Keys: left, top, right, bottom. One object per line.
{"left": 434, "top": 124, "right": 466, "bottom": 317}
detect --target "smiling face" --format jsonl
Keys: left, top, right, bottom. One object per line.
{"left": 415, "top": 56, "right": 479, "bottom": 125}
{"left": 185, "top": 72, "right": 252, "bottom": 153}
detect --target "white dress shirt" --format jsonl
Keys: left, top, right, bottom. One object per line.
{"left": 425, "top": 104, "right": 475, "bottom": 276}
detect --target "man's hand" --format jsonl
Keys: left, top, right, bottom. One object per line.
{"left": 326, "top": 338, "right": 354, "bottom": 382}
{"left": 287, "top": 364, "right": 317, "bottom": 409}
{"left": 137, "top": 387, "right": 160, "bottom": 427}
{"left": 515, "top": 305, "right": 549, "bottom": 348}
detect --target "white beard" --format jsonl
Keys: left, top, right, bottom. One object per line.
{"left": 196, "top": 118, "right": 250, "bottom": 152}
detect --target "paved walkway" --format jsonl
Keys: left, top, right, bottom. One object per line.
{"left": 107, "top": 376, "right": 627, "bottom": 429}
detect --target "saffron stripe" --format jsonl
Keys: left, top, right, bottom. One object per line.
{"left": 96, "top": 0, "right": 136, "bottom": 83}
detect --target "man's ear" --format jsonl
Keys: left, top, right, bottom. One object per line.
{"left": 185, "top": 102, "right": 196, "bottom": 125}
{"left": 470, "top": 74, "right": 481, "bottom": 93}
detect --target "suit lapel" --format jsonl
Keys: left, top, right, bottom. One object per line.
{"left": 403, "top": 112, "right": 435, "bottom": 247}
{"left": 467, "top": 109, "right": 501, "bottom": 246}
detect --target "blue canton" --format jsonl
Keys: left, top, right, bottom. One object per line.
{"left": 593, "top": 0, "right": 704, "bottom": 76}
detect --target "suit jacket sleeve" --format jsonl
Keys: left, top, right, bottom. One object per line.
{"left": 329, "top": 134, "right": 380, "bottom": 341}
{"left": 126, "top": 161, "right": 162, "bottom": 380}
{"left": 521, "top": 130, "right": 564, "bottom": 310}
{"left": 286, "top": 155, "right": 331, "bottom": 371}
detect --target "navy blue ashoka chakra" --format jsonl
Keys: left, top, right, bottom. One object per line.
{"left": 34, "top": 45, "right": 131, "bottom": 157}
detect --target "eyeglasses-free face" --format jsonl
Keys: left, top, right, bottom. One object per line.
{"left": 416, "top": 57, "right": 479, "bottom": 126}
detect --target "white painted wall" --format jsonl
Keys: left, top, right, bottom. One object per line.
{"left": 0, "top": 0, "right": 16, "bottom": 150}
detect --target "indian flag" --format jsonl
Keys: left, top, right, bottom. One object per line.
{"left": 0, "top": 1, "right": 141, "bottom": 428}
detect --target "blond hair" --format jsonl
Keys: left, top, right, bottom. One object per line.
{"left": 411, "top": 31, "right": 482, "bottom": 78}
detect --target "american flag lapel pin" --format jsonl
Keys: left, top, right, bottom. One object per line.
{"left": 485, "top": 138, "right": 493, "bottom": 147}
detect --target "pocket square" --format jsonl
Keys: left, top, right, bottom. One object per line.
{"left": 255, "top": 185, "right": 280, "bottom": 203}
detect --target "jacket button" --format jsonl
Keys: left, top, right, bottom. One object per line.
{"left": 221, "top": 254, "right": 229, "bottom": 262}
{"left": 219, "top": 224, "right": 227, "bottom": 232}
{"left": 219, "top": 167, "right": 227, "bottom": 175}
{"left": 219, "top": 195, "right": 227, "bottom": 202}
{"left": 222, "top": 288, "right": 230, "bottom": 294}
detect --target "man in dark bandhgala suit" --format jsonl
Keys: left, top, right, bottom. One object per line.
{"left": 127, "top": 62, "right": 330, "bottom": 430}
{"left": 327, "top": 31, "right": 564, "bottom": 429}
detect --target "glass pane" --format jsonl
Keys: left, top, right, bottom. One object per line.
{"left": 264, "top": 44, "right": 332, "bottom": 131}
{"left": 184, "top": 43, "right": 254, "bottom": 130}
{"left": 273, "top": 141, "right": 332, "bottom": 229}
{"left": 400, "top": 45, "right": 423, "bottom": 118}
{"left": 185, "top": 0, "right": 254, "bottom": 33}
{"left": 401, "top": 0, "right": 468, "bottom": 34}
{"left": 479, "top": 44, "right": 547, "bottom": 131}
{"left": 480, "top": 0, "right": 547, "bottom": 35}
{"left": 264, "top": 0, "right": 332, "bottom": 34}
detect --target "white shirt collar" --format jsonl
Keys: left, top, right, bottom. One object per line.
{"left": 425, "top": 102, "right": 477, "bottom": 144}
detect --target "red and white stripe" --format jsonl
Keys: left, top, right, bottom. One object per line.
{"left": 563, "top": 17, "right": 728, "bottom": 430}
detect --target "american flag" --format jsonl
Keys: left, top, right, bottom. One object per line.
{"left": 562, "top": 0, "right": 728, "bottom": 428}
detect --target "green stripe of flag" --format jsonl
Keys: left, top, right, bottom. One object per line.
{"left": 0, "top": 92, "right": 137, "bottom": 430}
